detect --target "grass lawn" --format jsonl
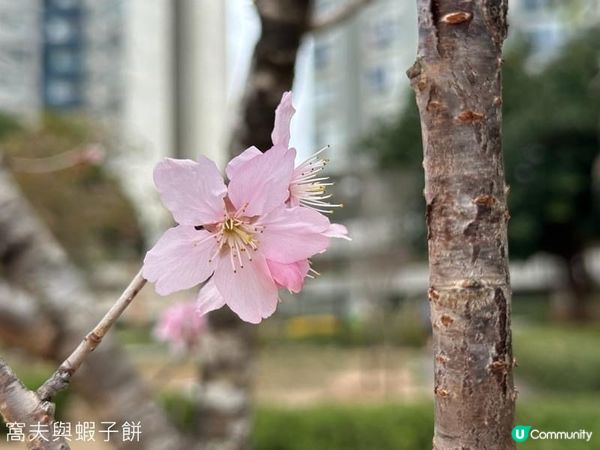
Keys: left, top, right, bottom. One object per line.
{"left": 254, "top": 395, "right": 600, "bottom": 450}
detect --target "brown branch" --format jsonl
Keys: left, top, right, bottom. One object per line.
{"left": 309, "top": 0, "right": 373, "bottom": 32}
{"left": 0, "top": 359, "right": 69, "bottom": 450}
{"left": 37, "top": 269, "right": 146, "bottom": 401}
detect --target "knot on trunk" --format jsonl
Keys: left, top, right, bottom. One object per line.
{"left": 440, "top": 12, "right": 472, "bottom": 24}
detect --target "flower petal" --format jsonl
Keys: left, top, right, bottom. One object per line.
{"left": 259, "top": 207, "right": 330, "bottom": 263}
{"left": 225, "top": 146, "right": 262, "bottom": 181}
{"left": 143, "top": 226, "right": 216, "bottom": 295}
{"left": 213, "top": 252, "right": 279, "bottom": 324}
{"left": 227, "top": 145, "right": 295, "bottom": 216}
{"left": 196, "top": 278, "right": 226, "bottom": 316}
{"left": 267, "top": 259, "right": 310, "bottom": 293}
{"left": 154, "top": 156, "right": 227, "bottom": 225}
{"left": 324, "top": 223, "right": 351, "bottom": 240}
{"left": 271, "top": 91, "right": 295, "bottom": 148}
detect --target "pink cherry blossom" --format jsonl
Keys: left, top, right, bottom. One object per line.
{"left": 154, "top": 300, "right": 205, "bottom": 352}
{"left": 144, "top": 91, "right": 349, "bottom": 323}
{"left": 143, "top": 148, "right": 332, "bottom": 323}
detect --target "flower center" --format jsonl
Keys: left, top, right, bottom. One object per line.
{"left": 208, "top": 214, "right": 263, "bottom": 273}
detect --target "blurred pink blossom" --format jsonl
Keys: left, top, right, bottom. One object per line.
{"left": 78, "top": 143, "right": 107, "bottom": 165}
{"left": 154, "top": 301, "right": 205, "bottom": 351}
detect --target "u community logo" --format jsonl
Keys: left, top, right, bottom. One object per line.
{"left": 512, "top": 425, "right": 593, "bottom": 443}
{"left": 512, "top": 426, "right": 532, "bottom": 443}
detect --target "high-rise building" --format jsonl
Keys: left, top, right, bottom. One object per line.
{"left": 0, "top": 0, "right": 229, "bottom": 239}
{"left": 42, "top": 0, "right": 85, "bottom": 110}
{"left": 117, "top": 0, "right": 228, "bottom": 240}
{"left": 311, "top": 0, "right": 418, "bottom": 172}
{"left": 81, "top": 0, "right": 124, "bottom": 120}
{"left": 42, "top": 0, "right": 124, "bottom": 118}
{"left": 0, "top": 0, "right": 123, "bottom": 121}
{"left": 0, "top": 0, "right": 42, "bottom": 124}
{"left": 310, "top": 0, "right": 600, "bottom": 170}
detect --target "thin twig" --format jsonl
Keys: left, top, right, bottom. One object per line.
{"left": 8, "top": 144, "right": 105, "bottom": 174}
{"left": 37, "top": 269, "right": 146, "bottom": 401}
{"left": 309, "top": 0, "right": 374, "bottom": 32}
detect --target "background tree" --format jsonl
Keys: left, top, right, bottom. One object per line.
{"left": 368, "top": 27, "right": 600, "bottom": 320}
{"left": 198, "top": 1, "right": 373, "bottom": 448}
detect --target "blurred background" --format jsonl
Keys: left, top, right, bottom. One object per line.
{"left": 0, "top": 0, "right": 599, "bottom": 449}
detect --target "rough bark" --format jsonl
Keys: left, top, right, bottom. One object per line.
{"left": 0, "top": 359, "right": 69, "bottom": 450}
{"left": 0, "top": 163, "right": 186, "bottom": 450}
{"left": 408, "top": 1, "right": 515, "bottom": 449}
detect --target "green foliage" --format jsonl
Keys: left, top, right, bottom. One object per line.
{"left": 514, "top": 324, "right": 600, "bottom": 392}
{"left": 502, "top": 31, "right": 600, "bottom": 259}
{"left": 115, "top": 324, "right": 155, "bottom": 346}
{"left": 253, "top": 403, "right": 433, "bottom": 450}
{"left": 0, "top": 113, "right": 22, "bottom": 140}
{"left": 515, "top": 396, "right": 600, "bottom": 450}
{"left": 364, "top": 28, "right": 600, "bottom": 260}
{"left": 253, "top": 399, "right": 600, "bottom": 450}
{"left": 1, "top": 113, "right": 144, "bottom": 265}
{"left": 159, "top": 390, "right": 199, "bottom": 433}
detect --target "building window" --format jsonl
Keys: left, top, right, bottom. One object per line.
{"left": 46, "top": 79, "right": 79, "bottom": 105}
{"left": 314, "top": 43, "right": 331, "bottom": 70}
{"left": 522, "top": 0, "right": 546, "bottom": 12}
{"left": 49, "top": 0, "right": 80, "bottom": 10}
{"left": 45, "top": 17, "right": 77, "bottom": 44}
{"left": 314, "top": 78, "right": 336, "bottom": 108}
{"left": 48, "top": 50, "right": 80, "bottom": 73}
{"left": 368, "top": 18, "right": 396, "bottom": 49}
{"left": 366, "top": 66, "right": 388, "bottom": 94}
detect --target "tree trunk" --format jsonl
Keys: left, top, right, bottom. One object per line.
{"left": 408, "top": 1, "right": 515, "bottom": 449}
{"left": 197, "top": 2, "right": 312, "bottom": 450}
{"left": 228, "top": 0, "right": 312, "bottom": 154}
{"left": 552, "top": 252, "right": 594, "bottom": 321}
